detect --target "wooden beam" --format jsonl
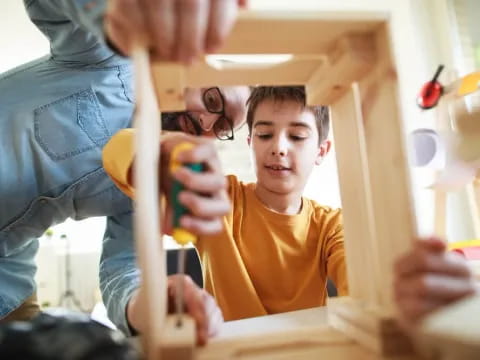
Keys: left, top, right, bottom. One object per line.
{"left": 196, "top": 307, "right": 387, "bottom": 360}
{"left": 218, "top": 11, "right": 383, "bottom": 55}
{"left": 151, "top": 56, "right": 327, "bottom": 98}
{"left": 417, "top": 295, "right": 480, "bottom": 360}
{"left": 330, "top": 83, "right": 380, "bottom": 304}
{"left": 328, "top": 297, "right": 414, "bottom": 357}
{"left": 160, "top": 315, "right": 196, "bottom": 360}
{"left": 132, "top": 48, "right": 166, "bottom": 359}
{"left": 357, "top": 24, "right": 417, "bottom": 313}
{"left": 307, "top": 34, "right": 376, "bottom": 105}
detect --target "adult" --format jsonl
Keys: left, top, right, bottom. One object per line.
{"left": 0, "top": 0, "right": 248, "bottom": 345}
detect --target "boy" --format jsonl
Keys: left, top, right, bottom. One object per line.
{"left": 103, "top": 86, "right": 348, "bottom": 321}
{"left": 195, "top": 86, "right": 348, "bottom": 320}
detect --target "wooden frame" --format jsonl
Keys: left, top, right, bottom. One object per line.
{"left": 132, "top": 10, "right": 480, "bottom": 359}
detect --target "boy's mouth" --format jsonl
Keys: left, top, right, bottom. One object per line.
{"left": 264, "top": 164, "right": 292, "bottom": 176}
{"left": 265, "top": 164, "right": 291, "bottom": 170}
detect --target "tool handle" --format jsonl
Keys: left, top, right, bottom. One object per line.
{"left": 170, "top": 142, "right": 204, "bottom": 245}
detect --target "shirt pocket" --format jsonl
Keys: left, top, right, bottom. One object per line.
{"left": 34, "top": 88, "right": 110, "bottom": 161}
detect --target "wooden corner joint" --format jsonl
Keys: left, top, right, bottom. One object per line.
{"left": 159, "top": 315, "right": 197, "bottom": 360}
{"left": 306, "top": 33, "right": 376, "bottom": 106}
{"left": 327, "top": 297, "right": 414, "bottom": 357}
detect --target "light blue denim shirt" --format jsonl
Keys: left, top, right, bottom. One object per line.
{"left": 0, "top": 0, "right": 141, "bottom": 334}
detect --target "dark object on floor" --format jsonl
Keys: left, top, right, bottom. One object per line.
{"left": 0, "top": 313, "right": 139, "bottom": 359}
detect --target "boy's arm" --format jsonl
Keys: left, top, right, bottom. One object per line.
{"left": 102, "top": 129, "right": 136, "bottom": 198}
{"left": 325, "top": 214, "right": 349, "bottom": 296}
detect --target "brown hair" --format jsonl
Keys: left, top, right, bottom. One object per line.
{"left": 246, "top": 86, "right": 330, "bottom": 142}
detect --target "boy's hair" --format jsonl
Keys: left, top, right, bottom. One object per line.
{"left": 246, "top": 86, "right": 330, "bottom": 142}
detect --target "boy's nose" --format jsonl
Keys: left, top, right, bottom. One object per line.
{"left": 271, "top": 138, "right": 288, "bottom": 156}
{"left": 271, "top": 149, "right": 286, "bottom": 156}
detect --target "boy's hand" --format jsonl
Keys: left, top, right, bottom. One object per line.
{"left": 160, "top": 132, "right": 230, "bottom": 236}
{"left": 126, "top": 275, "right": 223, "bottom": 345}
{"left": 394, "top": 237, "right": 478, "bottom": 329}
{"left": 104, "top": 0, "right": 247, "bottom": 63}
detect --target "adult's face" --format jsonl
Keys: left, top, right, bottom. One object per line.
{"left": 163, "top": 86, "right": 250, "bottom": 140}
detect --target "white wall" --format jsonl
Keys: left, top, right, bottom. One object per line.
{"left": 0, "top": 1, "right": 49, "bottom": 72}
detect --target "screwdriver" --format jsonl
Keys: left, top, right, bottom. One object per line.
{"left": 169, "top": 142, "right": 204, "bottom": 327}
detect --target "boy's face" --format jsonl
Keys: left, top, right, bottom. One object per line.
{"left": 248, "top": 100, "right": 330, "bottom": 196}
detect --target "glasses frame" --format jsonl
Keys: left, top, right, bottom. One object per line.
{"left": 197, "top": 87, "right": 235, "bottom": 141}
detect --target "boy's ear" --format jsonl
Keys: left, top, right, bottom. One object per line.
{"left": 247, "top": 134, "right": 251, "bottom": 146}
{"left": 315, "top": 140, "right": 331, "bottom": 165}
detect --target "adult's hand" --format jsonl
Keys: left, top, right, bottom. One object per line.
{"left": 104, "top": 0, "right": 248, "bottom": 63}
{"left": 126, "top": 275, "right": 223, "bottom": 345}
{"left": 160, "top": 131, "right": 230, "bottom": 236}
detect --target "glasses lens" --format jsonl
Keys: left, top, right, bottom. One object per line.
{"left": 204, "top": 88, "right": 224, "bottom": 113}
{"left": 214, "top": 116, "right": 234, "bottom": 141}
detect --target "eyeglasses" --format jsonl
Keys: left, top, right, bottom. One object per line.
{"left": 178, "top": 87, "right": 234, "bottom": 141}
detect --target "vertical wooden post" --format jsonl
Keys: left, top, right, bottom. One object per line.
{"left": 330, "top": 83, "right": 380, "bottom": 306}
{"left": 358, "top": 25, "right": 417, "bottom": 313}
{"left": 434, "top": 186, "right": 448, "bottom": 239}
{"left": 133, "top": 48, "right": 166, "bottom": 360}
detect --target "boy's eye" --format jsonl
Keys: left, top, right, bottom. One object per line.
{"left": 256, "top": 134, "right": 272, "bottom": 140}
{"left": 290, "top": 134, "right": 307, "bottom": 141}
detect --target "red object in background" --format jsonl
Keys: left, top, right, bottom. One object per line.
{"left": 451, "top": 246, "right": 480, "bottom": 260}
{"left": 417, "top": 81, "right": 443, "bottom": 109}
{"left": 417, "top": 65, "right": 444, "bottom": 110}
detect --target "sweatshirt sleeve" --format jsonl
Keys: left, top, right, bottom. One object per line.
{"left": 325, "top": 211, "right": 349, "bottom": 296}
{"left": 102, "top": 129, "right": 136, "bottom": 198}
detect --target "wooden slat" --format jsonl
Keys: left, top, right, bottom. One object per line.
{"left": 160, "top": 315, "right": 196, "bottom": 360}
{"left": 433, "top": 186, "right": 448, "bottom": 239}
{"left": 307, "top": 34, "right": 376, "bottom": 105}
{"left": 330, "top": 83, "right": 379, "bottom": 304}
{"left": 196, "top": 307, "right": 385, "bottom": 360}
{"left": 151, "top": 56, "right": 326, "bottom": 95}
{"left": 328, "top": 297, "right": 414, "bottom": 356}
{"left": 417, "top": 295, "right": 480, "bottom": 360}
{"left": 132, "top": 48, "right": 166, "bottom": 359}
{"left": 357, "top": 24, "right": 417, "bottom": 313}
{"left": 218, "top": 11, "right": 384, "bottom": 55}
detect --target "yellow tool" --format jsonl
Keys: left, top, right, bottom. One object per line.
{"left": 169, "top": 142, "right": 203, "bottom": 326}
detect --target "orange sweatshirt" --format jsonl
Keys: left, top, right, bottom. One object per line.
{"left": 102, "top": 130, "right": 348, "bottom": 321}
